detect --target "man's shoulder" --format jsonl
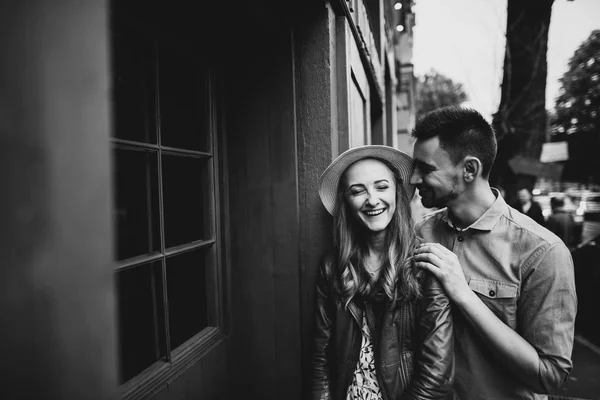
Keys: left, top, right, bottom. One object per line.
{"left": 503, "top": 204, "right": 567, "bottom": 249}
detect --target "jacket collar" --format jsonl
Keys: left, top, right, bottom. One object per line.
{"left": 348, "top": 301, "right": 363, "bottom": 326}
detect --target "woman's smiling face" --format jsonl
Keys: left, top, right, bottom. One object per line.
{"left": 343, "top": 158, "right": 396, "bottom": 233}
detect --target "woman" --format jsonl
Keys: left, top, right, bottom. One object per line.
{"left": 312, "top": 145, "right": 453, "bottom": 400}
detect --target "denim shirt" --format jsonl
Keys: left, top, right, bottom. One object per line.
{"left": 416, "top": 189, "right": 577, "bottom": 400}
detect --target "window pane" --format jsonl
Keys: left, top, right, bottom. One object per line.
{"left": 113, "top": 148, "right": 160, "bottom": 260}
{"left": 158, "top": 43, "right": 210, "bottom": 152}
{"left": 111, "top": 33, "right": 156, "bottom": 144}
{"left": 162, "top": 155, "right": 211, "bottom": 248}
{"left": 166, "top": 248, "right": 209, "bottom": 349}
{"left": 116, "top": 261, "right": 166, "bottom": 383}
{"left": 349, "top": 73, "right": 367, "bottom": 147}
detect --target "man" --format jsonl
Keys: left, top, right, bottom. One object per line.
{"left": 410, "top": 106, "right": 577, "bottom": 399}
{"left": 514, "top": 187, "right": 546, "bottom": 227}
{"left": 546, "top": 195, "right": 579, "bottom": 249}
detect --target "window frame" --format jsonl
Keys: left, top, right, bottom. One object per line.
{"left": 110, "top": 33, "right": 228, "bottom": 400}
{"left": 336, "top": 17, "right": 372, "bottom": 153}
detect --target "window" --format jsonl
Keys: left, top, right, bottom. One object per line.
{"left": 336, "top": 18, "right": 372, "bottom": 152}
{"left": 110, "top": 0, "right": 222, "bottom": 388}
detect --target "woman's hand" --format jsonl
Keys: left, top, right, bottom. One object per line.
{"left": 413, "top": 242, "right": 470, "bottom": 303}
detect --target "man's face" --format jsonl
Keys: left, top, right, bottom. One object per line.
{"left": 517, "top": 189, "right": 531, "bottom": 204}
{"left": 410, "top": 137, "right": 463, "bottom": 209}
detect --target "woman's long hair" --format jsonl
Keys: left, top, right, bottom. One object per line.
{"left": 332, "top": 158, "right": 423, "bottom": 308}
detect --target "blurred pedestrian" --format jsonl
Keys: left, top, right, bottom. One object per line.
{"left": 312, "top": 145, "right": 454, "bottom": 399}
{"left": 514, "top": 187, "right": 546, "bottom": 226}
{"left": 546, "top": 195, "right": 578, "bottom": 249}
{"left": 409, "top": 106, "right": 577, "bottom": 399}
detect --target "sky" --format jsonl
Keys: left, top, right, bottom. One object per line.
{"left": 412, "top": 0, "right": 600, "bottom": 122}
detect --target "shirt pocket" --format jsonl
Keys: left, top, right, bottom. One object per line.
{"left": 469, "top": 278, "right": 518, "bottom": 327}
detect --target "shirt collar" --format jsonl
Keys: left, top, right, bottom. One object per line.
{"left": 441, "top": 188, "right": 506, "bottom": 232}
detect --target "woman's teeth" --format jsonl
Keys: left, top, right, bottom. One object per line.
{"left": 365, "top": 209, "right": 385, "bottom": 216}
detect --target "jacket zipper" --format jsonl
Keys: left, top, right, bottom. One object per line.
{"left": 372, "top": 301, "right": 391, "bottom": 400}
{"left": 399, "top": 302, "right": 412, "bottom": 388}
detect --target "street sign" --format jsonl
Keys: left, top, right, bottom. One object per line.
{"left": 540, "top": 141, "right": 569, "bottom": 162}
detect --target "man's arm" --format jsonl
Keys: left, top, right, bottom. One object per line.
{"left": 516, "top": 242, "right": 577, "bottom": 392}
{"left": 414, "top": 242, "right": 576, "bottom": 393}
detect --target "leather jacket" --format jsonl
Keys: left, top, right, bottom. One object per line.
{"left": 311, "top": 256, "right": 454, "bottom": 400}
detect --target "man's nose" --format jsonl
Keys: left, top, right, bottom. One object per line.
{"left": 410, "top": 168, "right": 421, "bottom": 185}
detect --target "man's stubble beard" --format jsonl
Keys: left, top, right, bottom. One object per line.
{"left": 422, "top": 175, "right": 461, "bottom": 209}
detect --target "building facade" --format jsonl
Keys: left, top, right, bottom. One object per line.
{"left": 2, "top": 0, "right": 417, "bottom": 399}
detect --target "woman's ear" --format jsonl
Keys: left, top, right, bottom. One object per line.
{"left": 463, "top": 157, "right": 482, "bottom": 182}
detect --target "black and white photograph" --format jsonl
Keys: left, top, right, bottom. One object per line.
{"left": 2, "top": 0, "right": 600, "bottom": 399}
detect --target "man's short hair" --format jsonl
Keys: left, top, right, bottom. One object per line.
{"left": 411, "top": 106, "right": 498, "bottom": 178}
{"left": 550, "top": 196, "right": 565, "bottom": 210}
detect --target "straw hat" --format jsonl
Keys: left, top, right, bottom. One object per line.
{"left": 318, "top": 145, "right": 415, "bottom": 215}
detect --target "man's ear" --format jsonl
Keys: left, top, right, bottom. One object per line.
{"left": 463, "top": 157, "right": 482, "bottom": 182}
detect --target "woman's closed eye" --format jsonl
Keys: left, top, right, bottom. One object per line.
{"left": 350, "top": 188, "right": 366, "bottom": 196}
{"left": 349, "top": 184, "right": 389, "bottom": 196}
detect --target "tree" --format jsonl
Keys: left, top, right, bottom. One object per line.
{"left": 550, "top": 30, "right": 600, "bottom": 184}
{"left": 491, "top": 0, "right": 555, "bottom": 202}
{"left": 416, "top": 69, "right": 468, "bottom": 118}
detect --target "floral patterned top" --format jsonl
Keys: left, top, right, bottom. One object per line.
{"left": 346, "top": 314, "right": 383, "bottom": 400}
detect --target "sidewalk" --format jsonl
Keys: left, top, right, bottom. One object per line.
{"left": 550, "top": 335, "right": 600, "bottom": 400}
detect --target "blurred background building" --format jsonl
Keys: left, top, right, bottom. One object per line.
{"left": 394, "top": 2, "right": 418, "bottom": 154}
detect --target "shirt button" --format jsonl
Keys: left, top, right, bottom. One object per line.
{"left": 489, "top": 290, "right": 496, "bottom": 297}
{"left": 457, "top": 236, "right": 464, "bottom": 242}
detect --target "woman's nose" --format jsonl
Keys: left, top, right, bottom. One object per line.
{"left": 365, "top": 191, "right": 379, "bottom": 206}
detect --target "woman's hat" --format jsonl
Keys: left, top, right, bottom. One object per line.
{"left": 318, "top": 145, "right": 415, "bottom": 215}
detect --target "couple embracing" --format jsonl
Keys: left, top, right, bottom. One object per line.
{"left": 311, "top": 106, "right": 577, "bottom": 400}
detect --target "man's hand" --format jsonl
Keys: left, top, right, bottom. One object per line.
{"left": 414, "top": 242, "right": 470, "bottom": 302}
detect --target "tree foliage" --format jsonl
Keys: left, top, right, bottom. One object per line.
{"left": 415, "top": 69, "right": 468, "bottom": 118}
{"left": 550, "top": 30, "right": 600, "bottom": 183}
{"left": 552, "top": 30, "right": 600, "bottom": 136}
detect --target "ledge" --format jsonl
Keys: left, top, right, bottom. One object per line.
{"left": 119, "top": 327, "right": 226, "bottom": 400}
